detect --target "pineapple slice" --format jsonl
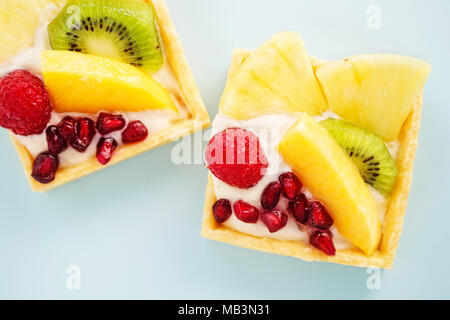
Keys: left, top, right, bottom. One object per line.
{"left": 42, "top": 50, "right": 177, "bottom": 113}
{"left": 316, "top": 54, "right": 430, "bottom": 141}
{"left": 220, "top": 32, "right": 327, "bottom": 119}
{"left": 0, "top": 0, "right": 65, "bottom": 62}
{"left": 278, "top": 114, "right": 381, "bottom": 255}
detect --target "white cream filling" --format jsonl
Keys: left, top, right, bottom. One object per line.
{"left": 1, "top": 2, "right": 186, "bottom": 169}
{"left": 211, "top": 111, "right": 396, "bottom": 250}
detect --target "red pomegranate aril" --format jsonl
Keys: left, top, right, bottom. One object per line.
{"left": 261, "top": 210, "right": 288, "bottom": 233}
{"left": 96, "top": 137, "right": 118, "bottom": 165}
{"left": 212, "top": 199, "right": 232, "bottom": 223}
{"left": 96, "top": 112, "right": 126, "bottom": 135}
{"left": 260, "top": 181, "right": 282, "bottom": 210}
{"left": 308, "top": 201, "right": 334, "bottom": 229}
{"left": 288, "top": 194, "right": 309, "bottom": 224}
{"left": 71, "top": 117, "right": 96, "bottom": 152}
{"left": 46, "top": 125, "right": 67, "bottom": 155}
{"left": 57, "top": 116, "right": 76, "bottom": 142}
{"left": 279, "top": 171, "right": 303, "bottom": 200}
{"left": 31, "top": 152, "right": 59, "bottom": 184}
{"left": 122, "top": 120, "right": 148, "bottom": 144}
{"left": 233, "top": 200, "right": 259, "bottom": 223}
{"left": 309, "top": 230, "right": 336, "bottom": 256}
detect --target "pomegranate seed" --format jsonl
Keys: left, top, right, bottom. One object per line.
{"left": 288, "top": 194, "right": 309, "bottom": 224}
{"left": 122, "top": 120, "right": 148, "bottom": 144}
{"left": 279, "top": 171, "right": 303, "bottom": 199}
{"left": 31, "top": 152, "right": 59, "bottom": 184}
{"left": 261, "top": 210, "right": 288, "bottom": 233}
{"left": 212, "top": 199, "right": 232, "bottom": 223}
{"left": 260, "top": 181, "right": 282, "bottom": 210}
{"left": 96, "top": 112, "right": 126, "bottom": 135}
{"left": 46, "top": 125, "right": 67, "bottom": 155}
{"left": 57, "top": 116, "right": 76, "bottom": 142}
{"left": 71, "top": 117, "right": 96, "bottom": 152}
{"left": 233, "top": 200, "right": 259, "bottom": 223}
{"left": 309, "top": 230, "right": 336, "bottom": 256}
{"left": 308, "top": 201, "right": 333, "bottom": 229}
{"left": 96, "top": 137, "right": 118, "bottom": 165}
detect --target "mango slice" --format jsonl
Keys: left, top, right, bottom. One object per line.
{"left": 42, "top": 50, "right": 176, "bottom": 113}
{"left": 278, "top": 114, "right": 381, "bottom": 255}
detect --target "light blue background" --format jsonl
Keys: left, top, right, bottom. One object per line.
{"left": 0, "top": 0, "right": 449, "bottom": 299}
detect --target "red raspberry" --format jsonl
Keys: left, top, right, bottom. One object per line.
{"left": 0, "top": 70, "right": 52, "bottom": 136}
{"left": 205, "top": 128, "right": 268, "bottom": 189}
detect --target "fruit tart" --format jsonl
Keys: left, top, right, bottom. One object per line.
{"left": 202, "top": 32, "right": 430, "bottom": 268}
{"left": 0, "top": 0, "right": 209, "bottom": 191}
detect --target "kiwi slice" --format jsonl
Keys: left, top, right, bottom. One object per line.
{"left": 321, "top": 118, "right": 398, "bottom": 196}
{"left": 48, "top": 0, "right": 163, "bottom": 72}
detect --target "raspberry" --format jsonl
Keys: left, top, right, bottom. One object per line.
{"left": 0, "top": 70, "right": 52, "bottom": 136}
{"left": 205, "top": 128, "right": 268, "bottom": 189}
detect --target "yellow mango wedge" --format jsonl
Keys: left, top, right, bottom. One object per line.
{"left": 278, "top": 114, "right": 381, "bottom": 255}
{"left": 42, "top": 50, "right": 177, "bottom": 113}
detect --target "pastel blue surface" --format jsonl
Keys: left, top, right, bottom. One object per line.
{"left": 0, "top": 0, "right": 449, "bottom": 299}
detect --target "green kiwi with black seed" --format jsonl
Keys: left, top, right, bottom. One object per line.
{"left": 321, "top": 118, "right": 398, "bottom": 196}
{"left": 48, "top": 0, "right": 163, "bottom": 72}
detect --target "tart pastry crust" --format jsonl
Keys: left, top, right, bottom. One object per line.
{"left": 5, "top": 0, "right": 210, "bottom": 191}
{"left": 202, "top": 49, "right": 422, "bottom": 269}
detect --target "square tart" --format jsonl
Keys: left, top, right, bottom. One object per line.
{"left": 5, "top": 0, "right": 210, "bottom": 192}
{"left": 201, "top": 49, "right": 422, "bottom": 269}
